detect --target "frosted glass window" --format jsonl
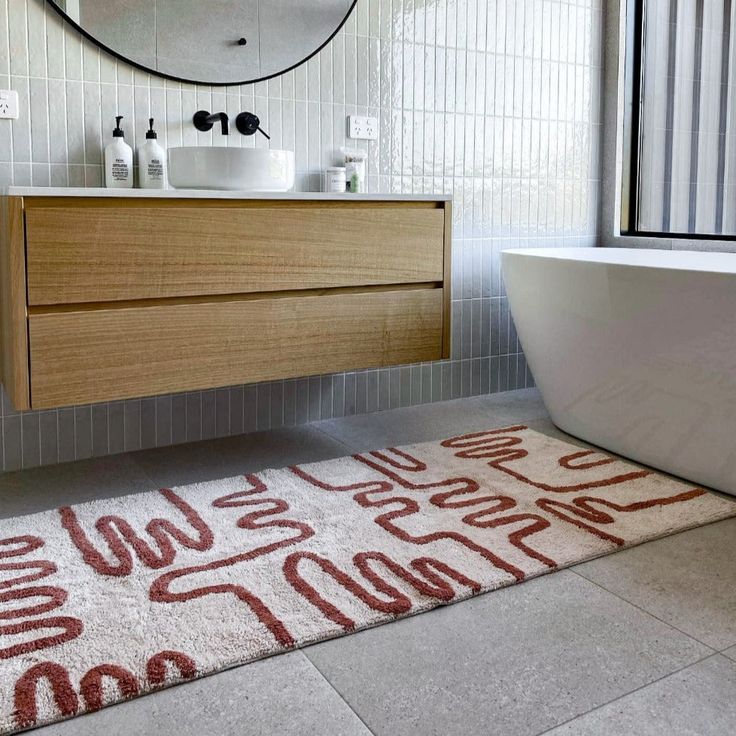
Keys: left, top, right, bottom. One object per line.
{"left": 635, "top": 0, "right": 736, "bottom": 236}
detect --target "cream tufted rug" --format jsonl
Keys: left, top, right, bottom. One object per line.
{"left": 2, "top": 424, "right": 734, "bottom": 733}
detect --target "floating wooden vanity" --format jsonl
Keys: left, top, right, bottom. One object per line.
{"left": 0, "top": 188, "right": 451, "bottom": 410}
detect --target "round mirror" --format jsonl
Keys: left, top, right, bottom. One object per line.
{"left": 48, "top": 1, "right": 357, "bottom": 86}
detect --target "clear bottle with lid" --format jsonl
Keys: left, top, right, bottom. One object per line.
{"left": 342, "top": 148, "right": 367, "bottom": 193}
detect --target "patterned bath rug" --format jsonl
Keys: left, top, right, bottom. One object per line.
{"left": 2, "top": 424, "right": 735, "bottom": 733}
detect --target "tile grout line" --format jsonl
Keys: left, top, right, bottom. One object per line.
{"left": 296, "top": 649, "right": 378, "bottom": 736}
{"left": 309, "top": 422, "right": 363, "bottom": 455}
{"left": 568, "top": 566, "right": 721, "bottom": 652}
{"left": 123, "top": 450, "right": 165, "bottom": 491}
{"left": 533, "top": 650, "right": 724, "bottom": 736}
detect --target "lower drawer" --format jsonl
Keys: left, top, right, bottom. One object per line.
{"left": 28, "top": 288, "right": 444, "bottom": 408}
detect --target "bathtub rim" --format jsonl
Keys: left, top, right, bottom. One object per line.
{"left": 501, "top": 247, "right": 736, "bottom": 276}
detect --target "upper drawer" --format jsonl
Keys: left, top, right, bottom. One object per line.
{"left": 24, "top": 199, "right": 446, "bottom": 305}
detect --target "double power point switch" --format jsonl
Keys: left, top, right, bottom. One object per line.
{"left": 0, "top": 90, "right": 19, "bottom": 120}
{"left": 347, "top": 114, "right": 378, "bottom": 140}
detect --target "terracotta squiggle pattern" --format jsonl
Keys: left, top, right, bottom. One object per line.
{"left": 1, "top": 425, "right": 734, "bottom": 735}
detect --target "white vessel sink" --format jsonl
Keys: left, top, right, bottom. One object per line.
{"left": 168, "top": 147, "right": 295, "bottom": 191}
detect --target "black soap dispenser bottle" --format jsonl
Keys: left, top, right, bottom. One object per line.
{"left": 104, "top": 115, "right": 133, "bottom": 188}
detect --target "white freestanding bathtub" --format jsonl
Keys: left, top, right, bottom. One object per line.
{"left": 503, "top": 247, "right": 736, "bottom": 496}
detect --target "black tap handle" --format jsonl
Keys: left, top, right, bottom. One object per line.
{"left": 236, "top": 111, "right": 269, "bottom": 139}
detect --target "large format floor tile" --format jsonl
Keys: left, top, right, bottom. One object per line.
{"left": 3, "top": 388, "right": 735, "bottom": 736}
{"left": 128, "top": 425, "right": 352, "bottom": 487}
{"left": 33, "top": 651, "right": 371, "bottom": 736}
{"left": 303, "top": 570, "right": 711, "bottom": 736}
{"left": 544, "top": 654, "right": 736, "bottom": 735}
{"left": 0, "top": 454, "right": 155, "bottom": 519}
{"left": 316, "top": 388, "right": 548, "bottom": 451}
{"left": 574, "top": 517, "right": 736, "bottom": 650}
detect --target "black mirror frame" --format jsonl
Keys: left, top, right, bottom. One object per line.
{"left": 46, "top": 0, "right": 359, "bottom": 87}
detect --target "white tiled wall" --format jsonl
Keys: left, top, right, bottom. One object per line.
{"left": 0, "top": 0, "right": 603, "bottom": 471}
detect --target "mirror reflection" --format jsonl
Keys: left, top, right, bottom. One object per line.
{"left": 51, "top": 1, "right": 355, "bottom": 85}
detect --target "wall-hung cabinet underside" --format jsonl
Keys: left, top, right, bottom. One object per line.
{"left": 0, "top": 191, "right": 452, "bottom": 410}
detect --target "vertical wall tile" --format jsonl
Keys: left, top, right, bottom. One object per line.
{"left": 21, "top": 413, "right": 40, "bottom": 469}
{"left": 123, "top": 399, "right": 141, "bottom": 452}
{"left": 140, "top": 398, "right": 157, "bottom": 449}
{"left": 91, "top": 404, "right": 109, "bottom": 457}
{"left": 294, "top": 379, "right": 309, "bottom": 426}
{"left": 57, "top": 409, "right": 76, "bottom": 463}
{"left": 308, "top": 377, "right": 322, "bottom": 422}
{"left": 3, "top": 416, "right": 21, "bottom": 471}
{"left": 214, "top": 389, "right": 230, "bottom": 438}
{"left": 109, "top": 402, "right": 126, "bottom": 455}
{"left": 229, "top": 387, "right": 244, "bottom": 435}
{"left": 167, "top": 395, "right": 185, "bottom": 446}
{"left": 74, "top": 406, "right": 92, "bottom": 460}
{"left": 156, "top": 396, "right": 173, "bottom": 447}
{"left": 1, "top": 0, "right": 602, "bottom": 472}
{"left": 387, "top": 367, "right": 400, "bottom": 409}
{"left": 377, "top": 369, "right": 390, "bottom": 412}
{"left": 256, "top": 384, "right": 271, "bottom": 432}
{"left": 355, "top": 372, "right": 367, "bottom": 415}
{"left": 270, "top": 382, "right": 284, "bottom": 429}
{"left": 399, "top": 366, "right": 412, "bottom": 407}
{"left": 185, "top": 393, "right": 201, "bottom": 443}
{"left": 364, "top": 371, "right": 378, "bottom": 414}
{"left": 320, "top": 376, "right": 333, "bottom": 421}
{"left": 282, "top": 381, "right": 296, "bottom": 427}
{"left": 243, "top": 385, "right": 258, "bottom": 433}
{"left": 344, "top": 373, "right": 357, "bottom": 416}
{"left": 39, "top": 411, "right": 59, "bottom": 466}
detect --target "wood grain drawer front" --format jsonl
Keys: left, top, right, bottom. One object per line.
{"left": 28, "top": 288, "right": 444, "bottom": 408}
{"left": 24, "top": 202, "right": 446, "bottom": 305}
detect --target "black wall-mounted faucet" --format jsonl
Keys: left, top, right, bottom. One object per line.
{"left": 193, "top": 110, "right": 229, "bottom": 135}
{"left": 235, "top": 112, "right": 270, "bottom": 140}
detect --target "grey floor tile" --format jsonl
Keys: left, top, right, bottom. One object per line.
{"left": 724, "top": 646, "right": 736, "bottom": 662}
{"left": 303, "top": 570, "right": 710, "bottom": 736}
{"left": 544, "top": 654, "right": 736, "bottom": 736}
{"left": 315, "top": 387, "right": 548, "bottom": 452}
{"left": 129, "top": 425, "right": 352, "bottom": 488}
{"left": 574, "top": 517, "right": 736, "bottom": 650}
{"left": 0, "top": 454, "right": 155, "bottom": 519}
{"left": 33, "top": 651, "right": 371, "bottom": 736}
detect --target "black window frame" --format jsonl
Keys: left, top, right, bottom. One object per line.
{"left": 622, "top": 0, "right": 736, "bottom": 241}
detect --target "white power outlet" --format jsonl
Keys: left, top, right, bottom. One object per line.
{"left": 0, "top": 90, "right": 19, "bottom": 120}
{"left": 347, "top": 114, "right": 378, "bottom": 140}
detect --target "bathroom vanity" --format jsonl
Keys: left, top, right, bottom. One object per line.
{"left": 0, "top": 189, "right": 451, "bottom": 410}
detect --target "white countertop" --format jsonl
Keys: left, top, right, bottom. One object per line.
{"left": 2, "top": 186, "right": 451, "bottom": 202}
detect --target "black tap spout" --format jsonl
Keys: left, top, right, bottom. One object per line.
{"left": 193, "top": 110, "right": 229, "bottom": 135}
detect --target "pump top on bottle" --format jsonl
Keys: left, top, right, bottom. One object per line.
{"left": 104, "top": 115, "right": 133, "bottom": 188}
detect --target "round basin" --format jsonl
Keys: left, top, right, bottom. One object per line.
{"left": 168, "top": 147, "right": 295, "bottom": 191}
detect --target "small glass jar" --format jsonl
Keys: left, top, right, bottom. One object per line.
{"left": 324, "top": 166, "right": 346, "bottom": 193}
{"left": 344, "top": 150, "right": 367, "bottom": 193}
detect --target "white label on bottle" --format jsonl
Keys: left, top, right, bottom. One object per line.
{"left": 112, "top": 158, "right": 129, "bottom": 181}
{"left": 147, "top": 158, "right": 164, "bottom": 180}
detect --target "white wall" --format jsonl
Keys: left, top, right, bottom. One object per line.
{"left": 0, "top": 0, "right": 603, "bottom": 471}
